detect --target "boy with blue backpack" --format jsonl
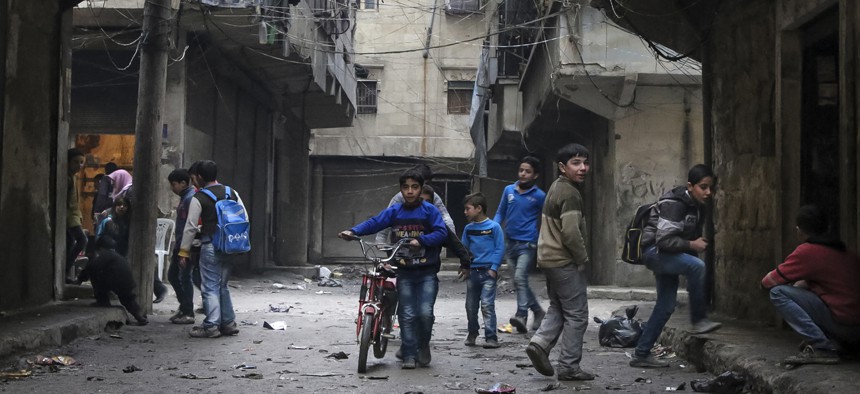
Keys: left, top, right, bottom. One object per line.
{"left": 460, "top": 192, "right": 505, "bottom": 349}
{"left": 179, "top": 160, "right": 250, "bottom": 338}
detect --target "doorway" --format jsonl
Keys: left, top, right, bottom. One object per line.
{"left": 800, "top": 8, "right": 840, "bottom": 235}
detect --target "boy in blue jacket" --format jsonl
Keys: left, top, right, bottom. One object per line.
{"left": 461, "top": 193, "right": 505, "bottom": 349}
{"left": 339, "top": 169, "right": 448, "bottom": 369}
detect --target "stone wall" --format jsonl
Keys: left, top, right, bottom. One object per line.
{"left": 0, "top": 2, "right": 63, "bottom": 309}
{"left": 707, "top": 0, "right": 780, "bottom": 321}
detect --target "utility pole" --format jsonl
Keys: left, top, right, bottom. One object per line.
{"left": 128, "top": 0, "right": 176, "bottom": 313}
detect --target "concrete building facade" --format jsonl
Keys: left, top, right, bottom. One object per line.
{"left": 0, "top": 0, "right": 357, "bottom": 311}
{"left": 591, "top": 0, "right": 860, "bottom": 323}
{"left": 480, "top": 0, "right": 704, "bottom": 286}
{"left": 308, "top": 1, "right": 483, "bottom": 261}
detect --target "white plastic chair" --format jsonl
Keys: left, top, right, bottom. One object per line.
{"left": 155, "top": 218, "right": 175, "bottom": 281}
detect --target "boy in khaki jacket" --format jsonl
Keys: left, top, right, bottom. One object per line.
{"left": 525, "top": 143, "right": 594, "bottom": 381}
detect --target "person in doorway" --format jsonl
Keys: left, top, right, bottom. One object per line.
{"left": 96, "top": 196, "right": 132, "bottom": 256}
{"left": 377, "top": 164, "right": 471, "bottom": 270}
{"left": 460, "top": 192, "right": 504, "bottom": 349}
{"left": 761, "top": 205, "right": 860, "bottom": 365}
{"left": 167, "top": 169, "right": 197, "bottom": 324}
{"left": 92, "top": 162, "right": 118, "bottom": 221}
{"left": 179, "top": 160, "right": 245, "bottom": 338}
{"left": 77, "top": 235, "right": 148, "bottom": 326}
{"left": 525, "top": 144, "right": 594, "bottom": 381}
{"left": 494, "top": 155, "right": 547, "bottom": 333}
{"left": 628, "top": 164, "right": 723, "bottom": 369}
{"left": 66, "top": 149, "right": 88, "bottom": 284}
{"left": 339, "top": 169, "right": 447, "bottom": 369}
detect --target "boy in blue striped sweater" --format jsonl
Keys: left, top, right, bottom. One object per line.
{"left": 461, "top": 193, "right": 505, "bottom": 349}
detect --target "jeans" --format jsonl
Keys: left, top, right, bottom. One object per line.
{"left": 466, "top": 268, "right": 498, "bottom": 340}
{"left": 770, "top": 285, "right": 860, "bottom": 351}
{"left": 530, "top": 264, "right": 589, "bottom": 372}
{"left": 396, "top": 269, "right": 439, "bottom": 361}
{"left": 66, "top": 226, "right": 87, "bottom": 277}
{"left": 168, "top": 252, "right": 195, "bottom": 316}
{"left": 634, "top": 246, "right": 708, "bottom": 358}
{"left": 199, "top": 243, "right": 235, "bottom": 329}
{"left": 505, "top": 239, "right": 541, "bottom": 316}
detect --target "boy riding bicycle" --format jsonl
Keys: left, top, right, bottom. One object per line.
{"left": 339, "top": 169, "right": 448, "bottom": 369}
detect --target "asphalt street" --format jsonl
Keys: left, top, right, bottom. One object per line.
{"left": 1, "top": 268, "right": 716, "bottom": 393}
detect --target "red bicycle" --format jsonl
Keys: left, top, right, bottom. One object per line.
{"left": 344, "top": 235, "right": 410, "bottom": 373}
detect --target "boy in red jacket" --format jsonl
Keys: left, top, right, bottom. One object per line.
{"left": 761, "top": 205, "right": 860, "bottom": 365}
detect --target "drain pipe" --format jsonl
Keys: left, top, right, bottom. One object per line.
{"left": 422, "top": 0, "right": 440, "bottom": 155}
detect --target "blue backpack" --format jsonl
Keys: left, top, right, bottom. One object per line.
{"left": 199, "top": 186, "right": 251, "bottom": 254}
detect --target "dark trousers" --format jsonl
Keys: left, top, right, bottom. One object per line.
{"left": 66, "top": 226, "right": 88, "bottom": 277}
{"left": 168, "top": 252, "right": 195, "bottom": 315}
{"left": 92, "top": 276, "right": 143, "bottom": 321}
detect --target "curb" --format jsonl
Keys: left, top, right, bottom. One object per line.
{"left": 0, "top": 302, "right": 127, "bottom": 362}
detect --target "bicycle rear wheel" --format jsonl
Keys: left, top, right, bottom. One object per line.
{"left": 357, "top": 313, "right": 373, "bottom": 373}
{"left": 373, "top": 311, "right": 392, "bottom": 358}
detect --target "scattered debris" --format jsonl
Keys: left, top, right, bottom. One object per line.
{"left": 178, "top": 373, "right": 216, "bottom": 380}
{"left": 240, "top": 320, "right": 257, "bottom": 326}
{"left": 269, "top": 304, "right": 292, "bottom": 313}
{"left": 86, "top": 376, "right": 105, "bottom": 381}
{"left": 497, "top": 323, "right": 514, "bottom": 333}
{"left": 635, "top": 377, "right": 652, "bottom": 384}
{"left": 289, "top": 345, "right": 310, "bottom": 350}
{"left": 475, "top": 382, "right": 516, "bottom": 393}
{"left": 367, "top": 375, "right": 389, "bottom": 380}
{"left": 665, "top": 382, "right": 686, "bottom": 391}
{"left": 605, "top": 385, "right": 623, "bottom": 390}
{"left": 514, "top": 363, "right": 532, "bottom": 368}
{"left": 233, "top": 372, "right": 263, "bottom": 379}
{"left": 443, "top": 381, "right": 468, "bottom": 390}
{"left": 233, "top": 363, "right": 257, "bottom": 370}
{"left": 87, "top": 335, "right": 101, "bottom": 341}
{"left": 315, "top": 290, "right": 332, "bottom": 295}
{"left": 272, "top": 283, "right": 286, "bottom": 289}
{"left": 263, "top": 321, "right": 287, "bottom": 330}
{"left": 301, "top": 372, "right": 341, "bottom": 377}
{"left": 325, "top": 351, "right": 349, "bottom": 360}
{"left": 691, "top": 371, "right": 745, "bottom": 393}
{"left": 317, "top": 266, "right": 332, "bottom": 279}
{"left": 594, "top": 306, "right": 643, "bottom": 348}
{"left": 0, "top": 370, "right": 32, "bottom": 380}
{"left": 253, "top": 339, "right": 263, "bottom": 344}
{"left": 31, "top": 355, "right": 76, "bottom": 366}
{"left": 122, "top": 365, "right": 142, "bottom": 373}
{"left": 109, "top": 334, "right": 123, "bottom": 339}
{"left": 228, "top": 283, "right": 241, "bottom": 289}
{"left": 540, "top": 382, "right": 564, "bottom": 391}
{"left": 317, "top": 278, "right": 342, "bottom": 287}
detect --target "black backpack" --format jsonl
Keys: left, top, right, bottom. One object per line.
{"left": 621, "top": 202, "right": 656, "bottom": 264}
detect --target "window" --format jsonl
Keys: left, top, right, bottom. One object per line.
{"left": 357, "top": 80, "right": 378, "bottom": 114}
{"left": 357, "top": 0, "right": 378, "bottom": 9}
{"left": 446, "top": 81, "right": 474, "bottom": 115}
{"left": 445, "top": 0, "right": 481, "bottom": 15}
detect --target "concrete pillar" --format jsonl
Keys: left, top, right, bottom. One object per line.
{"left": 309, "top": 160, "right": 324, "bottom": 264}
{"left": 158, "top": 30, "right": 187, "bottom": 217}
{"left": 249, "top": 107, "right": 271, "bottom": 270}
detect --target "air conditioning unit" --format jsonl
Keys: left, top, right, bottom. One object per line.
{"left": 445, "top": 0, "right": 481, "bottom": 15}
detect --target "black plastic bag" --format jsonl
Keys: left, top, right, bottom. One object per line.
{"left": 691, "top": 371, "right": 746, "bottom": 393}
{"left": 593, "top": 305, "right": 643, "bottom": 348}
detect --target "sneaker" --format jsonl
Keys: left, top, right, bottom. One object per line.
{"left": 220, "top": 321, "right": 240, "bottom": 336}
{"left": 401, "top": 358, "right": 417, "bottom": 369}
{"left": 784, "top": 345, "right": 840, "bottom": 365}
{"left": 691, "top": 319, "right": 723, "bottom": 334}
{"left": 134, "top": 314, "right": 149, "bottom": 326}
{"left": 483, "top": 339, "right": 501, "bottom": 349}
{"left": 531, "top": 309, "right": 545, "bottom": 331}
{"left": 629, "top": 355, "right": 670, "bottom": 368}
{"left": 557, "top": 369, "right": 595, "bottom": 381}
{"left": 417, "top": 343, "right": 431, "bottom": 366}
{"left": 169, "top": 311, "right": 184, "bottom": 322}
{"left": 153, "top": 286, "right": 168, "bottom": 304}
{"left": 510, "top": 315, "right": 528, "bottom": 334}
{"left": 465, "top": 333, "right": 478, "bottom": 347}
{"left": 526, "top": 342, "right": 555, "bottom": 376}
{"left": 189, "top": 325, "right": 221, "bottom": 338}
{"left": 172, "top": 314, "right": 195, "bottom": 325}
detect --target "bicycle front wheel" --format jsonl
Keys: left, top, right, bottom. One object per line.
{"left": 357, "top": 313, "right": 373, "bottom": 373}
{"left": 373, "top": 311, "right": 392, "bottom": 358}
